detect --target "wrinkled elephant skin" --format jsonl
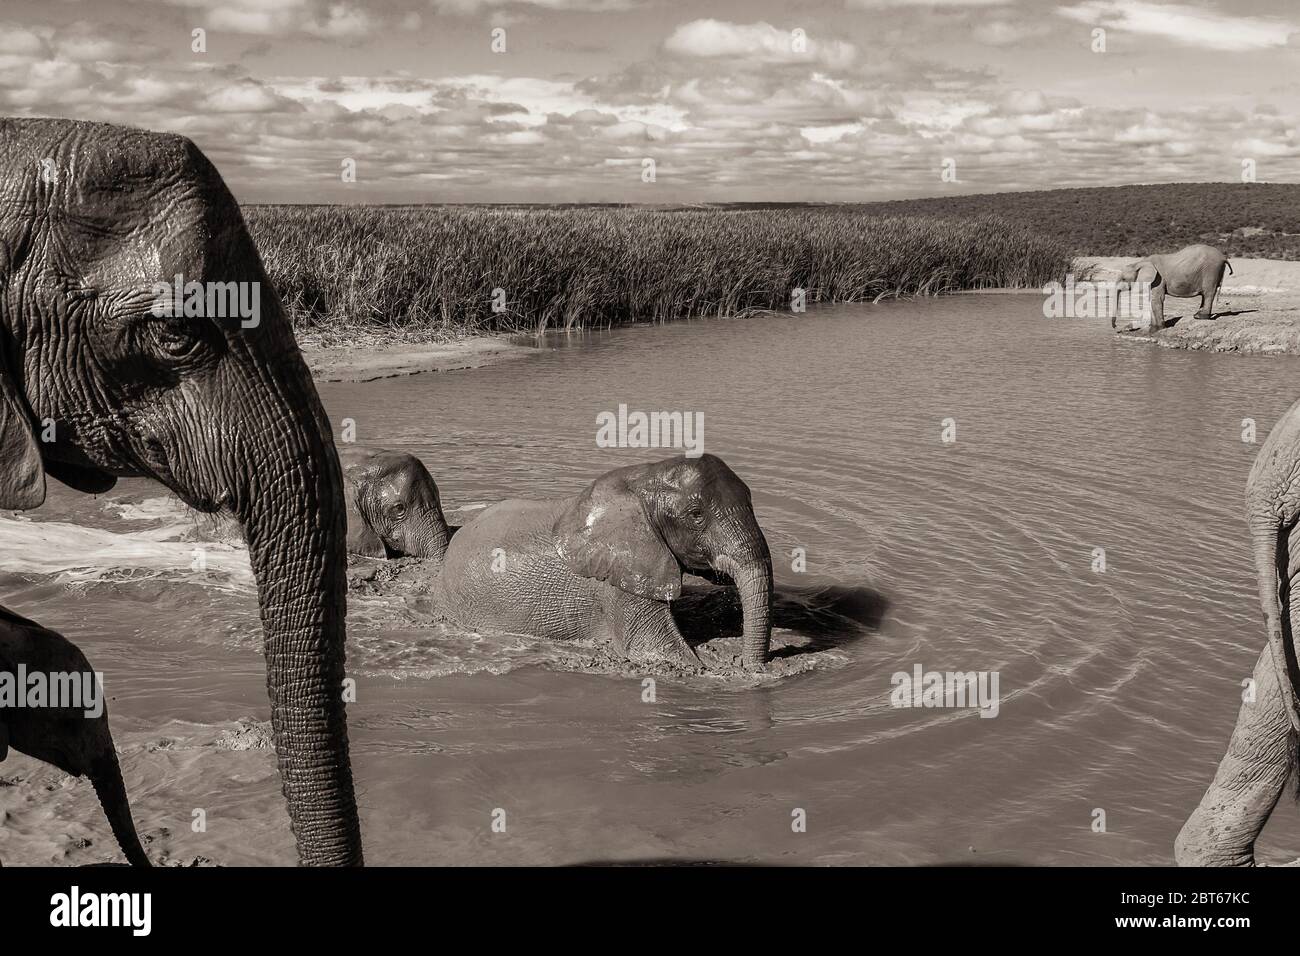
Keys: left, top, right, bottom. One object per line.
{"left": 434, "top": 454, "right": 774, "bottom": 672}
{"left": 1176, "top": 394, "right": 1300, "bottom": 865}
{"left": 0, "top": 119, "right": 362, "bottom": 865}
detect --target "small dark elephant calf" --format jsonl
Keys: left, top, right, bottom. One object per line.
{"left": 0, "top": 606, "right": 150, "bottom": 866}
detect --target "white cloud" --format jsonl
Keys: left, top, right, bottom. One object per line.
{"left": 664, "top": 20, "right": 857, "bottom": 70}
{"left": 2, "top": 1, "right": 1297, "bottom": 200}
{"left": 1116, "top": 122, "right": 1178, "bottom": 144}
{"left": 971, "top": 19, "right": 1052, "bottom": 45}
{"left": 1234, "top": 136, "right": 1300, "bottom": 157}
{"left": 430, "top": 0, "right": 637, "bottom": 12}
{"left": 801, "top": 122, "right": 865, "bottom": 143}
{"left": 847, "top": 0, "right": 1008, "bottom": 7}
{"left": 895, "top": 96, "right": 991, "bottom": 130}
{"left": 205, "top": 80, "right": 294, "bottom": 113}
{"left": 0, "top": 26, "right": 47, "bottom": 57}
{"left": 1058, "top": 1, "right": 1295, "bottom": 52}
{"left": 152, "top": 0, "right": 376, "bottom": 39}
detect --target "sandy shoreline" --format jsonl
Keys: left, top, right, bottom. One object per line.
{"left": 1077, "top": 256, "right": 1300, "bottom": 355}
{"left": 302, "top": 333, "right": 536, "bottom": 383}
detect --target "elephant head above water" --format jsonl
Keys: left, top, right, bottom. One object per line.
{"left": 433, "top": 453, "right": 774, "bottom": 672}
{"left": 0, "top": 606, "right": 150, "bottom": 866}
{"left": 1114, "top": 243, "right": 1232, "bottom": 331}
{"left": 0, "top": 119, "right": 361, "bottom": 865}
{"left": 340, "top": 444, "right": 452, "bottom": 560}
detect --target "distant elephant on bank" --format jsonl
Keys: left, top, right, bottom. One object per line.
{"left": 0, "top": 606, "right": 150, "bottom": 866}
{"left": 340, "top": 445, "right": 452, "bottom": 560}
{"left": 0, "top": 119, "right": 361, "bottom": 864}
{"left": 346, "top": 452, "right": 773, "bottom": 672}
{"left": 1176, "top": 395, "right": 1300, "bottom": 865}
{"left": 1114, "top": 243, "right": 1232, "bottom": 331}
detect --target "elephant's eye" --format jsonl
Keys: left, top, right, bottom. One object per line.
{"left": 152, "top": 317, "right": 202, "bottom": 359}
{"left": 390, "top": 502, "right": 406, "bottom": 519}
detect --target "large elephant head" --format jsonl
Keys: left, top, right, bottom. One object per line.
{"left": 1113, "top": 259, "right": 1163, "bottom": 330}
{"left": 340, "top": 445, "right": 451, "bottom": 561}
{"left": 0, "top": 119, "right": 362, "bottom": 864}
{"left": 1116, "top": 259, "right": 1162, "bottom": 292}
{"left": 554, "top": 454, "right": 773, "bottom": 670}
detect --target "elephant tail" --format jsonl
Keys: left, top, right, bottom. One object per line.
{"left": 1226, "top": 260, "right": 1234, "bottom": 276}
{"left": 1251, "top": 516, "right": 1300, "bottom": 737}
{"left": 90, "top": 750, "right": 152, "bottom": 867}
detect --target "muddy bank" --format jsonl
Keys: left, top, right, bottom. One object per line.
{"left": 1079, "top": 256, "right": 1300, "bottom": 355}
{"left": 302, "top": 332, "right": 535, "bottom": 383}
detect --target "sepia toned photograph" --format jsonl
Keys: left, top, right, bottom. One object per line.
{"left": 0, "top": 0, "right": 1298, "bottom": 916}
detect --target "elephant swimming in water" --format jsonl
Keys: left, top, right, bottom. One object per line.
{"left": 1114, "top": 243, "right": 1232, "bottom": 331}
{"left": 343, "top": 452, "right": 773, "bottom": 672}
{"left": 0, "top": 607, "right": 150, "bottom": 866}
{"left": 0, "top": 119, "right": 362, "bottom": 865}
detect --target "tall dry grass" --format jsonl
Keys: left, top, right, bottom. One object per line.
{"left": 242, "top": 205, "right": 1070, "bottom": 339}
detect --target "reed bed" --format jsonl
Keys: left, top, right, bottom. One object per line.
{"left": 242, "top": 205, "right": 1070, "bottom": 338}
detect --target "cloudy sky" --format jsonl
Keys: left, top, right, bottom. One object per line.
{"left": 2, "top": 0, "right": 1298, "bottom": 202}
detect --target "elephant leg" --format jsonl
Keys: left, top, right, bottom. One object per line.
{"left": 1195, "top": 264, "right": 1225, "bottom": 320}
{"left": 1175, "top": 646, "right": 1295, "bottom": 866}
{"left": 1147, "top": 283, "right": 1166, "bottom": 330}
{"left": 606, "top": 592, "right": 703, "bottom": 672}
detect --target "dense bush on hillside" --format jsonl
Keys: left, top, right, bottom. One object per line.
{"left": 827, "top": 183, "right": 1300, "bottom": 259}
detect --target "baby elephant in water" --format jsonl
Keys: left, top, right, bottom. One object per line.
{"left": 344, "top": 451, "right": 773, "bottom": 672}
{"left": 340, "top": 444, "right": 453, "bottom": 560}
{"left": 0, "top": 607, "right": 151, "bottom": 866}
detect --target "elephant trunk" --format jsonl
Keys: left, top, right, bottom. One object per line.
{"left": 89, "top": 751, "right": 151, "bottom": 867}
{"left": 1249, "top": 514, "right": 1300, "bottom": 735}
{"left": 711, "top": 542, "right": 773, "bottom": 672}
{"left": 235, "top": 376, "right": 362, "bottom": 866}
{"left": 736, "top": 560, "right": 773, "bottom": 671}
{"left": 413, "top": 513, "right": 451, "bottom": 563}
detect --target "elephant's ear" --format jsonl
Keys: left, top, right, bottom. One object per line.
{"left": 0, "top": 345, "right": 46, "bottom": 510}
{"left": 1136, "top": 262, "right": 1161, "bottom": 287}
{"left": 344, "top": 478, "right": 386, "bottom": 559}
{"left": 553, "top": 472, "right": 681, "bottom": 602}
